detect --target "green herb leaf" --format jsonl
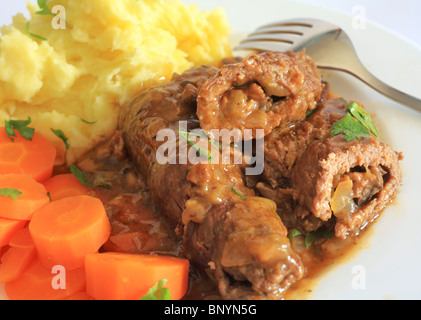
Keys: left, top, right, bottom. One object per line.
{"left": 347, "top": 102, "right": 380, "bottom": 138}
{"left": 178, "top": 130, "right": 219, "bottom": 151}
{"left": 26, "top": 22, "right": 47, "bottom": 41}
{"left": 79, "top": 117, "right": 97, "bottom": 125}
{"left": 331, "top": 100, "right": 379, "bottom": 142}
{"left": 330, "top": 113, "right": 370, "bottom": 142}
{"left": 51, "top": 128, "right": 70, "bottom": 149}
{"left": 178, "top": 130, "right": 212, "bottom": 162}
{"left": 304, "top": 229, "right": 332, "bottom": 248}
{"left": 47, "top": 191, "right": 52, "bottom": 202}
{"left": 36, "top": 0, "right": 55, "bottom": 16}
{"left": 70, "top": 164, "right": 87, "bottom": 187}
{"left": 287, "top": 229, "right": 302, "bottom": 241}
{"left": 306, "top": 104, "right": 319, "bottom": 117}
{"left": 70, "top": 165, "right": 111, "bottom": 189}
{"left": 5, "top": 117, "right": 35, "bottom": 141}
{"left": 140, "top": 279, "right": 172, "bottom": 300}
{"left": 231, "top": 187, "right": 247, "bottom": 200}
{"left": 0, "top": 188, "right": 23, "bottom": 200}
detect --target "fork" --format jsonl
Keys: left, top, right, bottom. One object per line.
{"left": 234, "top": 18, "right": 421, "bottom": 112}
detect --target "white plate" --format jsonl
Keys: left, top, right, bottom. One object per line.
{"left": 1, "top": 0, "right": 421, "bottom": 300}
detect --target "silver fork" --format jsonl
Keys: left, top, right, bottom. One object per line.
{"left": 234, "top": 18, "right": 421, "bottom": 112}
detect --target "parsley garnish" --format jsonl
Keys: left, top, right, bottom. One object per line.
{"left": 287, "top": 228, "right": 302, "bottom": 241}
{"left": 304, "top": 229, "right": 332, "bottom": 248}
{"left": 331, "top": 113, "right": 370, "bottom": 142}
{"left": 330, "top": 99, "right": 379, "bottom": 142}
{"left": 231, "top": 187, "right": 247, "bottom": 200}
{"left": 5, "top": 117, "right": 35, "bottom": 142}
{"left": 70, "top": 164, "right": 87, "bottom": 187}
{"left": 348, "top": 102, "right": 380, "bottom": 138}
{"left": 79, "top": 117, "right": 97, "bottom": 125}
{"left": 0, "top": 188, "right": 23, "bottom": 200}
{"left": 140, "top": 279, "right": 172, "bottom": 300}
{"left": 35, "top": 0, "right": 55, "bottom": 16}
{"left": 177, "top": 130, "right": 213, "bottom": 163}
{"left": 51, "top": 128, "right": 70, "bottom": 150}
{"left": 287, "top": 228, "right": 331, "bottom": 248}
{"left": 26, "top": 21, "right": 47, "bottom": 41}
{"left": 70, "top": 164, "right": 111, "bottom": 189}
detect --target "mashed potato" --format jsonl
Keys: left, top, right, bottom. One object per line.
{"left": 0, "top": 0, "right": 232, "bottom": 163}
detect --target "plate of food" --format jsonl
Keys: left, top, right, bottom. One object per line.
{"left": 0, "top": 0, "right": 420, "bottom": 301}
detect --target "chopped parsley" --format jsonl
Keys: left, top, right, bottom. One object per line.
{"left": 70, "top": 164, "right": 87, "bottom": 187}
{"left": 26, "top": 21, "right": 47, "bottom": 41}
{"left": 0, "top": 188, "right": 23, "bottom": 200}
{"left": 287, "top": 228, "right": 332, "bottom": 248}
{"left": 70, "top": 164, "right": 111, "bottom": 189}
{"left": 331, "top": 99, "right": 379, "bottom": 142}
{"left": 177, "top": 130, "right": 212, "bottom": 163}
{"left": 5, "top": 117, "right": 35, "bottom": 142}
{"left": 51, "top": 128, "right": 70, "bottom": 150}
{"left": 231, "top": 187, "right": 247, "bottom": 200}
{"left": 140, "top": 279, "right": 171, "bottom": 300}
{"left": 304, "top": 229, "right": 332, "bottom": 248}
{"left": 348, "top": 102, "right": 380, "bottom": 138}
{"left": 35, "top": 0, "right": 55, "bottom": 16}
{"left": 287, "top": 228, "right": 302, "bottom": 241}
{"left": 79, "top": 117, "right": 97, "bottom": 125}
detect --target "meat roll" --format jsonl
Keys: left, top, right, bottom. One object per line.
{"left": 119, "top": 65, "right": 304, "bottom": 299}
{"left": 263, "top": 97, "right": 344, "bottom": 188}
{"left": 259, "top": 98, "right": 402, "bottom": 239}
{"left": 196, "top": 50, "right": 323, "bottom": 140}
{"left": 291, "top": 134, "right": 402, "bottom": 239}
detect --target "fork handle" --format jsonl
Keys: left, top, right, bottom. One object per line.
{"left": 319, "top": 65, "right": 421, "bottom": 112}
{"left": 313, "top": 32, "right": 421, "bottom": 112}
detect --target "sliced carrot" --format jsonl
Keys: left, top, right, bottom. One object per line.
{"left": 8, "top": 226, "right": 33, "bottom": 249}
{"left": 4, "top": 259, "right": 86, "bottom": 300}
{"left": 42, "top": 173, "right": 90, "bottom": 202}
{"left": 66, "top": 291, "right": 94, "bottom": 300}
{"left": 0, "top": 174, "right": 50, "bottom": 221}
{"left": 0, "top": 245, "right": 37, "bottom": 283}
{"left": 0, "top": 217, "right": 26, "bottom": 247}
{"left": 29, "top": 195, "right": 111, "bottom": 270}
{"left": 85, "top": 252, "right": 190, "bottom": 300}
{"left": 0, "top": 128, "right": 56, "bottom": 182}
{"left": 0, "top": 245, "right": 9, "bottom": 262}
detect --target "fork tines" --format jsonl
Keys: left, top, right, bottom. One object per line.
{"left": 235, "top": 18, "right": 338, "bottom": 52}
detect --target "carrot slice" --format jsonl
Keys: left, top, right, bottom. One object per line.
{"left": 0, "top": 245, "right": 36, "bottom": 283}
{"left": 4, "top": 259, "right": 86, "bottom": 300}
{"left": 85, "top": 252, "right": 190, "bottom": 300}
{"left": 29, "top": 195, "right": 111, "bottom": 270}
{"left": 8, "top": 226, "right": 33, "bottom": 249}
{"left": 66, "top": 291, "right": 94, "bottom": 300}
{"left": 42, "top": 173, "right": 90, "bottom": 202}
{"left": 0, "top": 128, "right": 56, "bottom": 182}
{"left": 0, "top": 174, "right": 50, "bottom": 221}
{"left": 0, "top": 218, "right": 26, "bottom": 247}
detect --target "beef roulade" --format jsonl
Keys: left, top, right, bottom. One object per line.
{"left": 119, "top": 65, "right": 304, "bottom": 299}
{"left": 196, "top": 50, "right": 323, "bottom": 140}
{"left": 291, "top": 134, "right": 402, "bottom": 239}
{"left": 258, "top": 97, "right": 402, "bottom": 239}
{"left": 263, "top": 97, "right": 345, "bottom": 188}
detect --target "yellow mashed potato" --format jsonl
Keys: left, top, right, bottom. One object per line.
{"left": 0, "top": 0, "right": 232, "bottom": 163}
